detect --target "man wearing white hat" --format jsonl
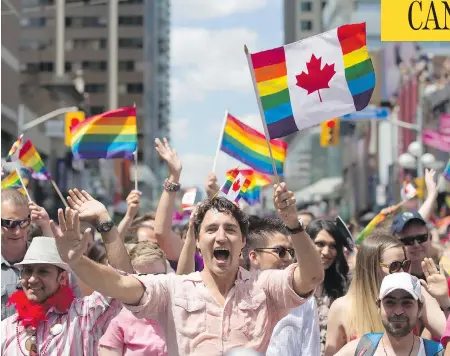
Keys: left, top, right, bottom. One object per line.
{"left": 1, "top": 235, "right": 121, "bottom": 355}
{"left": 336, "top": 272, "right": 444, "bottom": 356}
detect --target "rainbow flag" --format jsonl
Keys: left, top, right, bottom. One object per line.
{"left": 71, "top": 107, "right": 137, "bottom": 160}
{"left": 220, "top": 113, "right": 287, "bottom": 176}
{"left": 355, "top": 212, "right": 386, "bottom": 245}
{"left": 1, "top": 170, "right": 26, "bottom": 195}
{"left": 5, "top": 134, "right": 24, "bottom": 162}
{"left": 246, "top": 23, "right": 374, "bottom": 139}
{"left": 226, "top": 169, "right": 271, "bottom": 206}
{"left": 19, "top": 140, "right": 52, "bottom": 180}
{"left": 444, "top": 159, "right": 450, "bottom": 181}
{"left": 221, "top": 169, "right": 252, "bottom": 203}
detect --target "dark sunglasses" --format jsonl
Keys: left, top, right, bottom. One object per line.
{"left": 399, "top": 233, "right": 428, "bottom": 246}
{"left": 380, "top": 259, "right": 412, "bottom": 274}
{"left": 254, "top": 247, "right": 295, "bottom": 259}
{"left": 1, "top": 216, "right": 31, "bottom": 229}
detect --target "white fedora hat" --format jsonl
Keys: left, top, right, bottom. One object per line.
{"left": 15, "top": 236, "right": 70, "bottom": 271}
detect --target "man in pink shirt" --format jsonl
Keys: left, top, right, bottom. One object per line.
{"left": 52, "top": 182, "right": 324, "bottom": 355}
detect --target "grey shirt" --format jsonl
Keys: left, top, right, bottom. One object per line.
{"left": 1, "top": 255, "right": 82, "bottom": 320}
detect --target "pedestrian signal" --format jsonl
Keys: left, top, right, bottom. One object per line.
{"left": 320, "top": 118, "right": 340, "bottom": 147}
{"left": 65, "top": 111, "right": 85, "bottom": 146}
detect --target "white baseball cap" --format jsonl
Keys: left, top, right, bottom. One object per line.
{"left": 379, "top": 272, "right": 422, "bottom": 301}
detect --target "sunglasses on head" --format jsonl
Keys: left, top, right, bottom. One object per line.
{"left": 1, "top": 216, "right": 31, "bottom": 229}
{"left": 380, "top": 259, "right": 411, "bottom": 274}
{"left": 254, "top": 246, "right": 295, "bottom": 259}
{"left": 399, "top": 233, "right": 428, "bottom": 246}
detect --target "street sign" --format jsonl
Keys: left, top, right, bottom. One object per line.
{"left": 341, "top": 107, "right": 390, "bottom": 120}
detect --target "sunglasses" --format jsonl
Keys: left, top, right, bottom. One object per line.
{"left": 254, "top": 247, "right": 295, "bottom": 259}
{"left": 399, "top": 233, "right": 428, "bottom": 246}
{"left": 1, "top": 216, "right": 31, "bottom": 229}
{"left": 380, "top": 259, "right": 412, "bottom": 274}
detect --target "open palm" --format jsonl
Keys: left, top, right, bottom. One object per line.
{"left": 50, "top": 208, "right": 90, "bottom": 264}
{"left": 67, "top": 189, "right": 108, "bottom": 224}
{"left": 155, "top": 138, "right": 182, "bottom": 177}
{"left": 420, "top": 258, "right": 449, "bottom": 303}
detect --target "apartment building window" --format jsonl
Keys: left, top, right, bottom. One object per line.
{"left": 73, "top": 39, "right": 105, "bottom": 50}
{"left": 119, "top": 61, "right": 135, "bottom": 71}
{"left": 120, "top": 0, "right": 143, "bottom": 4}
{"left": 85, "top": 84, "right": 106, "bottom": 93}
{"left": 118, "top": 16, "right": 143, "bottom": 26}
{"left": 127, "top": 83, "right": 143, "bottom": 94}
{"left": 23, "top": 1, "right": 54, "bottom": 7}
{"left": 119, "top": 38, "right": 143, "bottom": 48}
{"left": 90, "top": 106, "right": 105, "bottom": 115}
{"left": 300, "top": 20, "right": 313, "bottom": 31}
{"left": 20, "top": 39, "right": 53, "bottom": 50}
{"left": 300, "top": 1, "right": 312, "bottom": 12}
{"left": 66, "top": 17, "right": 107, "bottom": 28}
{"left": 82, "top": 61, "right": 107, "bottom": 71}
{"left": 22, "top": 17, "right": 46, "bottom": 28}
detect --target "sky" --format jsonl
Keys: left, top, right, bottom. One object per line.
{"left": 169, "top": 0, "right": 283, "bottom": 190}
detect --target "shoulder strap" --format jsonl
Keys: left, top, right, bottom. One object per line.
{"left": 355, "top": 333, "right": 383, "bottom": 356}
{"left": 422, "top": 338, "right": 444, "bottom": 356}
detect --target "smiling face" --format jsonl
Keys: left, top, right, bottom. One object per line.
{"left": 314, "top": 229, "right": 338, "bottom": 269}
{"left": 250, "top": 232, "right": 294, "bottom": 270}
{"left": 20, "top": 264, "right": 68, "bottom": 303}
{"left": 397, "top": 222, "right": 430, "bottom": 264}
{"left": 1, "top": 201, "right": 30, "bottom": 254}
{"left": 380, "top": 246, "right": 409, "bottom": 277}
{"left": 196, "top": 209, "right": 245, "bottom": 277}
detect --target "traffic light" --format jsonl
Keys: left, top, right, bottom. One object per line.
{"left": 320, "top": 118, "right": 340, "bottom": 147}
{"left": 414, "top": 177, "right": 425, "bottom": 199}
{"left": 65, "top": 111, "right": 85, "bottom": 146}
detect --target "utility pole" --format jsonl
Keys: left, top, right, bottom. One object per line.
{"left": 108, "top": 0, "right": 118, "bottom": 110}
{"left": 55, "top": 0, "right": 65, "bottom": 77}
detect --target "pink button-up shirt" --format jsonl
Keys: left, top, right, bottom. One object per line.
{"left": 1, "top": 292, "right": 121, "bottom": 355}
{"left": 125, "top": 264, "right": 308, "bottom": 355}
{"left": 99, "top": 308, "right": 168, "bottom": 356}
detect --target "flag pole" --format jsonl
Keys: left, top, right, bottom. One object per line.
{"left": 51, "top": 180, "right": 69, "bottom": 208}
{"left": 133, "top": 102, "right": 138, "bottom": 191}
{"left": 244, "top": 45, "right": 280, "bottom": 184}
{"left": 212, "top": 109, "right": 229, "bottom": 173}
{"left": 15, "top": 169, "right": 32, "bottom": 202}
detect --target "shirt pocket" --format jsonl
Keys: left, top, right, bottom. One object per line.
{"left": 172, "top": 297, "right": 206, "bottom": 338}
{"left": 236, "top": 291, "right": 269, "bottom": 340}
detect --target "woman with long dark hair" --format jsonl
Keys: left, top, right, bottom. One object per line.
{"left": 306, "top": 218, "right": 353, "bottom": 356}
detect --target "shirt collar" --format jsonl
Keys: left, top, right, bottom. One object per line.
{"left": 182, "top": 267, "right": 251, "bottom": 283}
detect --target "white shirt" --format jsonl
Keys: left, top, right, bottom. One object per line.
{"left": 266, "top": 297, "right": 320, "bottom": 356}
{"left": 373, "top": 338, "right": 426, "bottom": 356}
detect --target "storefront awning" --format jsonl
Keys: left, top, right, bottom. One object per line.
{"left": 294, "top": 177, "right": 343, "bottom": 203}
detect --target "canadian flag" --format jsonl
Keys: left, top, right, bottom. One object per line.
{"left": 221, "top": 172, "right": 251, "bottom": 203}
{"left": 181, "top": 188, "right": 197, "bottom": 211}
{"left": 401, "top": 182, "right": 417, "bottom": 201}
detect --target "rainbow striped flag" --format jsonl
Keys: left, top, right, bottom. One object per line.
{"left": 5, "top": 134, "right": 23, "bottom": 162}
{"left": 246, "top": 23, "right": 374, "bottom": 139}
{"left": 444, "top": 159, "right": 450, "bottom": 181}
{"left": 221, "top": 169, "right": 252, "bottom": 203}
{"left": 1, "top": 170, "right": 26, "bottom": 195}
{"left": 19, "top": 140, "right": 52, "bottom": 180}
{"left": 226, "top": 169, "right": 271, "bottom": 206}
{"left": 355, "top": 212, "right": 386, "bottom": 245}
{"left": 71, "top": 107, "right": 137, "bottom": 160}
{"left": 220, "top": 113, "right": 287, "bottom": 176}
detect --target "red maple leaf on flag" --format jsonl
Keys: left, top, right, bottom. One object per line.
{"left": 232, "top": 179, "right": 242, "bottom": 192}
{"left": 295, "top": 54, "right": 336, "bottom": 102}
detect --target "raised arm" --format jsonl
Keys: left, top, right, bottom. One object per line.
{"left": 67, "top": 189, "right": 134, "bottom": 273}
{"left": 419, "top": 169, "right": 438, "bottom": 221}
{"left": 153, "top": 138, "right": 184, "bottom": 261}
{"left": 176, "top": 207, "right": 197, "bottom": 275}
{"left": 50, "top": 208, "right": 144, "bottom": 305}
{"left": 273, "top": 183, "right": 324, "bottom": 295}
{"left": 29, "top": 201, "right": 53, "bottom": 237}
{"left": 117, "top": 190, "right": 141, "bottom": 240}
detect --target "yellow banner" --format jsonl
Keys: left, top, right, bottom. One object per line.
{"left": 381, "top": 0, "right": 450, "bottom": 41}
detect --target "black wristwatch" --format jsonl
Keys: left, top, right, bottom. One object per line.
{"left": 96, "top": 220, "right": 115, "bottom": 233}
{"left": 286, "top": 221, "right": 305, "bottom": 234}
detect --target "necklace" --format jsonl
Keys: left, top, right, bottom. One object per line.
{"left": 382, "top": 334, "right": 415, "bottom": 356}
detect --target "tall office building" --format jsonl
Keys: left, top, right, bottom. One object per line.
{"left": 20, "top": 0, "right": 170, "bottom": 205}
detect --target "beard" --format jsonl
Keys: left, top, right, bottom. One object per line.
{"left": 382, "top": 314, "right": 415, "bottom": 337}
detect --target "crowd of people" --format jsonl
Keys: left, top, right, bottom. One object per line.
{"left": 1, "top": 137, "right": 450, "bottom": 355}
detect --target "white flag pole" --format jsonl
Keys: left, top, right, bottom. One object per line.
{"left": 244, "top": 45, "right": 280, "bottom": 184}
{"left": 15, "top": 169, "right": 32, "bottom": 202}
{"left": 133, "top": 102, "right": 138, "bottom": 191}
{"left": 212, "top": 109, "right": 229, "bottom": 173}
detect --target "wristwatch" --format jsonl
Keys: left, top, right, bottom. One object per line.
{"left": 286, "top": 221, "right": 305, "bottom": 234}
{"left": 96, "top": 220, "right": 115, "bottom": 233}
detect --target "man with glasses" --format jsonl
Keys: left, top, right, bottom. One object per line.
{"left": 1, "top": 189, "right": 81, "bottom": 320}
{"left": 392, "top": 211, "right": 434, "bottom": 280}
{"left": 244, "top": 216, "right": 320, "bottom": 356}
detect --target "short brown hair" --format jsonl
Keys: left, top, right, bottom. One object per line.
{"left": 128, "top": 241, "right": 166, "bottom": 271}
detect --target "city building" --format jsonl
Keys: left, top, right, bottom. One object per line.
{"left": 19, "top": 0, "right": 170, "bottom": 207}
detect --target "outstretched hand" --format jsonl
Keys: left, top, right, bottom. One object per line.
{"left": 420, "top": 257, "right": 449, "bottom": 306}
{"left": 67, "top": 189, "right": 110, "bottom": 224}
{"left": 50, "top": 208, "right": 91, "bottom": 265}
{"left": 155, "top": 138, "right": 182, "bottom": 180}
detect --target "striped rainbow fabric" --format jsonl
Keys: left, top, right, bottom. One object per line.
{"left": 19, "top": 140, "right": 52, "bottom": 180}
{"left": 226, "top": 169, "right": 271, "bottom": 206}
{"left": 5, "top": 134, "right": 23, "bottom": 162}
{"left": 220, "top": 113, "right": 287, "bottom": 176}
{"left": 247, "top": 23, "right": 375, "bottom": 139}
{"left": 1, "top": 170, "right": 25, "bottom": 195}
{"left": 71, "top": 107, "right": 137, "bottom": 160}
